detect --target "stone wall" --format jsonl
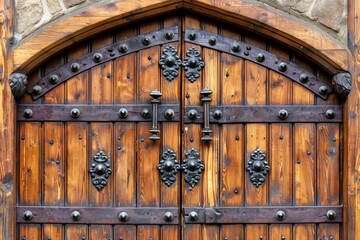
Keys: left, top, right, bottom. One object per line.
{"left": 14, "top": 0, "right": 348, "bottom": 43}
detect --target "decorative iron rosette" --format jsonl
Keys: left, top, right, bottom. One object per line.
{"left": 246, "top": 148, "right": 270, "bottom": 188}
{"left": 181, "top": 148, "right": 204, "bottom": 190}
{"left": 89, "top": 150, "right": 112, "bottom": 191}
{"left": 157, "top": 149, "right": 181, "bottom": 187}
{"left": 159, "top": 45, "right": 182, "bottom": 81}
{"left": 182, "top": 46, "right": 205, "bottom": 83}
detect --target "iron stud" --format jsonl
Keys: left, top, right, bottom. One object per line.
{"left": 164, "top": 31, "right": 174, "bottom": 40}
{"left": 23, "top": 210, "right": 33, "bottom": 221}
{"left": 278, "top": 62, "right": 287, "bottom": 72}
{"left": 208, "top": 36, "right": 217, "bottom": 46}
{"left": 213, "top": 109, "right": 223, "bottom": 120}
{"left": 165, "top": 56, "right": 176, "bottom": 67}
{"left": 32, "top": 85, "right": 42, "bottom": 95}
{"left": 141, "top": 108, "right": 151, "bottom": 119}
{"left": 256, "top": 53, "right": 265, "bottom": 62}
{"left": 92, "top": 53, "right": 103, "bottom": 63}
{"left": 118, "top": 44, "right": 128, "bottom": 53}
{"left": 23, "top": 108, "right": 33, "bottom": 119}
{"left": 319, "top": 86, "right": 328, "bottom": 95}
{"left": 326, "top": 210, "right": 336, "bottom": 220}
{"left": 118, "top": 108, "right": 128, "bottom": 118}
{"left": 118, "top": 211, "right": 128, "bottom": 222}
{"left": 189, "top": 211, "right": 198, "bottom": 221}
{"left": 70, "top": 108, "right": 80, "bottom": 119}
{"left": 299, "top": 73, "right": 309, "bottom": 83}
{"left": 231, "top": 43, "right": 241, "bottom": 53}
{"left": 49, "top": 74, "right": 59, "bottom": 84}
{"left": 275, "top": 210, "right": 286, "bottom": 221}
{"left": 188, "top": 32, "right": 197, "bottom": 40}
{"left": 70, "top": 63, "right": 80, "bottom": 72}
{"left": 71, "top": 211, "right": 81, "bottom": 221}
{"left": 164, "top": 212, "right": 174, "bottom": 222}
{"left": 141, "top": 37, "right": 151, "bottom": 46}
{"left": 326, "top": 109, "right": 335, "bottom": 119}
{"left": 164, "top": 109, "right": 175, "bottom": 119}
{"left": 188, "top": 109, "right": 198, "bottom": 120}
{"left": 278, "top": 109, "right": 289, "bottom": 120}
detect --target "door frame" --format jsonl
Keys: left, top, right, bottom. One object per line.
{"left": 1, "top": 0, "right": 359, "bottom": 239}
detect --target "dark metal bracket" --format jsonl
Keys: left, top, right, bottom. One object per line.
{"left": 89, "top": 150, "right": 112, "bottom": 191}
{"left": 159, "top": 45, "right": 182, "bottom": 81}
{"left": 246, "top": 148, "right": 269, "bottom": 188}
{"left": 25, "top": 26, "right": 179, "bottom": 100}
{"left": 149, "top": 90, "right": 162, "bottom": 141}
{"left": 184, "top": 27, "right": 333, "bottom": 99}
{"left": 181, "top": 148, "right": 204, "bottom": 190}
{"left": 200, "top": 87, "right": 213, "bottom": 141}
{"left": 10, "top": 72, "right": 28, "bottom": 99}
{"left": 332, "top": 71, "right": 352, "bottom": 101}
{"left": 182, "top": 46, "right": 205, "bottom": 83}
{"left": 157, "top": 149, "right": 181, "bottom": 187}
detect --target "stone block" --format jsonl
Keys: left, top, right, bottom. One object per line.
{"left": 278, "top": 0, "right": 314, "bottom": 13}
{"left": 311, "top": 0, "right": 345, "bottom": 31}
{"left": 63, "top": 0, "right": 86, "bottom": 8}
{"left": 46, "top": 0, "right": 63, "bottom": 15}
{"left": 16, "top": 0, "right": 43, "bottom": 35}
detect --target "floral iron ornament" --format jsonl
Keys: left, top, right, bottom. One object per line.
{"left": 159, "top": 45, "right": 182, "bottom": 81}
{"left": 157, "top": 149, "right": 181, "bottom": 187}
{"left": 181, "top": 148, "right": 204, "bottom": 190}
{"left": 89, "top": 150, "right": 112, "bottom": 191}
{"left": 246, "top": 148, "right": 270, "bottom": 188}
{"left": 182, "top": 46, "right": 205, "bottom": 83}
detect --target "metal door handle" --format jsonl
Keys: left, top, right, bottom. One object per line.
{"left": 149, "top": 90, "right": 162, "bottom": 141}
{"left": 200, "top": 87, "right": 212, "bottom": 141}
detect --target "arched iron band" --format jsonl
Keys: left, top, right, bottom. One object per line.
{"left": 184, "top": 27, "right": 333, "bottom": 100}
{"left": 27, "top": 26, "right": 179, "bottom": 100}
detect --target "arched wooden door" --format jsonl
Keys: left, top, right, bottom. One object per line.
{"left": 15, "top": 13, "right": 344, "bottom": 240}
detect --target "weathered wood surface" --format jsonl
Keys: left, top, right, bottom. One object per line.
{"left": 346, "top": 0, "right": 360, "bottom": 239}
{"left": 11, "top": 0, "right": 349, "bottom": 74}
{"left": 0, "top": 1, "right": 15, "bottom": 239}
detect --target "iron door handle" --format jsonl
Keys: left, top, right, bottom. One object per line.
{"left": 200, "top": 87, "right": 213, "bottom": 141}
{"left": 149, "top": 90, "right": 162, "bottom": 141}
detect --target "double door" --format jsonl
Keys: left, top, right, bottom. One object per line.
{"left": 16, "top": 13, "right": 342, "bottom": 239}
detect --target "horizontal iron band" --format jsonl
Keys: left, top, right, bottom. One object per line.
{"left": 185, "top": 105, "right": 342, "bottom": 123}
{"left": 28, "top": 26, "right": 179, "bottom": 100}
{"left": 184, "top": 206, "right": 343, "bottom": 224}
{"left": 17, "top": 104, "right": 180, "bottom": 122}
{"left": 184, "top": 27, "right": 333, "bottom": 100}
{"left": 17, "top": 206, "right": 179, "bottom": 225}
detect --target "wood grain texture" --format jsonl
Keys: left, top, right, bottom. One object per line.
{"left": 12, "top": 0, "right": 349, "bottom": 74}
{"left": 346, "top": 0, "right": 360, "bottom": 238}
{"left": 0, "top": 0, "right": 15, "bottom": 238}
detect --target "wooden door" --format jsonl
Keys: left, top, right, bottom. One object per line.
{"left": 15, "top": 13, "right": 343, "bottom": 240}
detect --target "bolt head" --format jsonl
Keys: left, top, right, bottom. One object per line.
{"left": 119, "top": 212, "right": 128, "bottom": 222}
{"left": 164, "top": 31, "right": 174, "bottom": 40}
{"left": 23, "top": 108, "right": 33, "bottom": 119}
{"left": 256, "top": 53, "right": 265, "bottom": 62}
{"left": 188, "top": 32, "right": 197, "bottom": 40}
{"left": 71, "top": 211, "right": 81, "bottom": 221}
{"left": 299, "top": 73, "right": 309, "bottom": 83}
{"left": 142, "top": 37, "right": 151, "bottom": 46}
{"left": 118, "top": 44, "right": 128, "bottom": 53}
{"left": 326, "top": 109, "right": 335, "bottom": 119}
{"left": 32, "top": 85, "right": 42, "bottom": 95}
{"left": 23, "top": 210, "right": 33, "bottom": 221}
{"left": 189, "top": 211, "right": 198, "bottom": 221}
{"left": 70, "top": 108, "right": 80, "bottom": 118}
{"left": 164, "top": 212, "right": 174, "bottom": 222}
{"left": 275, "top": 210, "right": 286, "bottom": 221}
{"left": 213, "top": 109, "right": 223, "bottom": 120}
{"left": 118, "top": 108, "right": 128, "bottom": 118}
{"left": 326, "top": 210, "right": 336, "bottom": 220}
{"left": 278, "top": 109, "right": 289, "bottom": 120}
{"left": 92, "top": 53, "right": 103, "bottom": 63}
{"left": 49, "top": 74, "right": 59, "bottom": 84}
{"left": 231, "top": 43, "right": 241, "bottom": 53}
{"left": 278, "top": 62, "right": 287, "bottom": 72}
{"left": 70, "top": 63, "right": 80, "bottom": 72}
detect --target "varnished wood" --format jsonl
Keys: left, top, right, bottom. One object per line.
{"left": 11, "top": 0, "right": 349, "bottom": 74}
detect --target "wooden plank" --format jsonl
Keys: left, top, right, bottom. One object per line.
{"left": 114, "top": 225, "right": 136, "bottom": 240}
{"left": 18, "top": 224, "right": 41, "bottom": 240}
{"left": 220, "top": 225, "right": 244, "bottom": 240}
{"left": 138, "top": 225, "right": 160, "bottom": 240}
{"left": 43, "top": 123, "right": 64, "bottom": 206}
{"left": 346, "top": 0, "right": 359, "bottom": 238}
{"left": 19, "top": 123, "right": 41, "bottom": 205}
{"left": 293, "top": 76, "right": 316, "bottom": 238}
{"left": 43, "top": 224, "right": 64, "bottom": 240}
{"left": 246, "top": 224, "right": 267, "bottom": 240}
{"left": 114, "top": 53, "right": 136, "bottom": 104}
{"left": 244, "top": 61, "right": 267, "bottom": 105}
{"left": 0, "top": 1, "right": 15, "bottom": 238}
{"left": 221, "top": 53, "right": 243, "bottom": 105}
{"left": 161, "top": 226, "right": 179, "bottom": 240}
{"left": 183, "top": 13, "right": 202, "bottom": 240}
{"left": 89, "top": 225, "right": 113, "bottom": 240}
{"left": 269, "top": 224, "right": 292, "bottom": 240}
{"left": 65, "top": 225, "right": 88, "bottom": 240}
{"left": 66, "top": 123, "right": 88, "bottom": 206}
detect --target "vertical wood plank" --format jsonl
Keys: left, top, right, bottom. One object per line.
{"left": 138, "top": 226, "right": 160, "bottom": 240}
{"left": 43, "top": 224, "right": 64, "bottom": 240}
{"left": 65, "top": 225, "right": 87, "bottom": 240}
{"left": 0, "top": 1, "right": 15, "bottom": 238}
{"left": 19, "top": 225, "right": 41, "bottom": 240}
{"left": 246, "top": 225, "right": 267, "bottom": 240}
{"left": 183, "top": 13, "right": 202, "bottom": 240}
{"left": 293, "top": 80, "right": 316, "bottom": 238}
{"left": 270, "top": 224, "right": 292, "bottom": 240}
{"left": 89, "top": 225, "right": 113, "bottom": 240}
{"left": 43, "top": 123, "right": 64, "bottom": 206}
{"left": 346, "top": 0, "right": 360, "bottom": 237}
{"left": 114, "top": 225, "right": 136, "bottom": 240}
